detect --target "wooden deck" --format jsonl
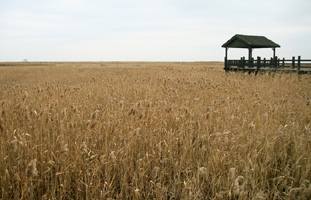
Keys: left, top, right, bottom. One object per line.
{"left": 224, "top": 56, "right": 311, "bottom": 74}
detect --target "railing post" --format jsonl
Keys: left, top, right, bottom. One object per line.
{"left": 250, "top": 57, "right": 254, "bottom": 68}
{"left": 263, "top": 58, "right": 266, "bottom": 68}
{"left": 282, "top": 58, "right": 285, "bottom": 67}
{"left": 257, "top": 56, "right": 261, "bottom": 71}
{"left": 273, "top": 56, "right": 278, "bottom": 68}
{"left": 238, "top": 57, "right": 244, "bottom": 68}
{"left": 298, "top": 56, "right": 301, "bottom": 72}
{"left": 292, "top": 56, "right": 295, "bottom": 69}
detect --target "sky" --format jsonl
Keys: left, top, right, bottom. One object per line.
{"left": 0, "top": 0, "right": 311, "bottom": 62}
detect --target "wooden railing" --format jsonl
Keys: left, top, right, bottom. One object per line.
{"left": 224, "top": 56, "right": 311, "bottom": 74}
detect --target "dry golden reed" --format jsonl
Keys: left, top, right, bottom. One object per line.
{"left": 0, "top": 62, "right": 311, "bottom": 199}
{"left": 26, "top": 159, "right": 38, "bottom": 178}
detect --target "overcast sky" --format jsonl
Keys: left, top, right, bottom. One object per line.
{"left": 0, "top": 0, "right": 311, "bottom": 61}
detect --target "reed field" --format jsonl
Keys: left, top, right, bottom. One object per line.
{"left": 1, "top": 62, "right": 311, "bottom": 199}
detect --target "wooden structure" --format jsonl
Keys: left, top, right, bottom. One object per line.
{"left": 222, "top": 34, "right": 311, "bottom": 74}
{"left": 224, "top": 56, "right": 311, "bottom": 74}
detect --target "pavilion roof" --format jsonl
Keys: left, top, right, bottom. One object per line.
{"left": 222, "top": 34, "right": 280, "bottom": 48}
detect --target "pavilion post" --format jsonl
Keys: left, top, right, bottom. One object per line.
{"left": 224, "top": 47, "right": 228, "bottom": 71}
{"left": 272, "top": 48, "right": 276, "bottom": 67}
{"left": 248, "top": 48, "right": 252, "bottom": 60}
{"left": 248, "top": 48, "right": 253, "bottom": 67}
{"left": 273, "top": 48, "right": 276, "bottom": 59}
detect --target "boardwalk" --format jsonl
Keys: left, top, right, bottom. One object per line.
{"left": 224, "top": 56, "right": 311, "bottom": 74}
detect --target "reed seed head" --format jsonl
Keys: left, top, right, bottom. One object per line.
{"left": 26, "top": 159, "right": 38, "bottom": 178}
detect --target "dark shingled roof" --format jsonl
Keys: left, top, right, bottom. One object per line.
{"left": 222, "top": 34, "right": 280, "bottom": 48}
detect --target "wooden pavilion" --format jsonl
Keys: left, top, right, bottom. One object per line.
{"left": 221, "top": 34, "right": 311, "bottom": 74}
{"left": 222, "top": 34, "right": 280, "bottom": 61}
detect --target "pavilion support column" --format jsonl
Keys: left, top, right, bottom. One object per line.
{"left": 273, "top": 48, "right": 275, "bottom": 67}
{"left": 248, "top": 48, "right": 253, "bottom": 60}
{"left": 248, "top": 48, "right": 253, "bottom": 67}
{"left": 224, "top": 47, "right": 228, "bottom": 71}
{"left": 273, "top": 47, "right": 276, "bottom": 59}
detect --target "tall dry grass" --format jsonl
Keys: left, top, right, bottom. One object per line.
{"left": 0, "top": 62, "right": 311, "bottom": 199}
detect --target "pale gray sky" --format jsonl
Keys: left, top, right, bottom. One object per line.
{"left": 0, "top": 0, "right": 310, "bottom": 61}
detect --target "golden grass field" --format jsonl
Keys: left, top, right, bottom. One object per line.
{"left": 0, "top": 62, "right": 311, "bottom": 199}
